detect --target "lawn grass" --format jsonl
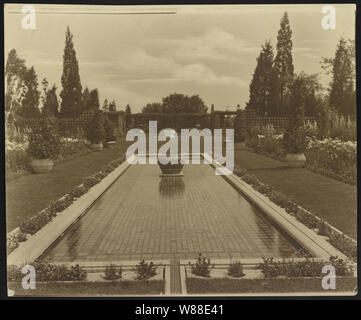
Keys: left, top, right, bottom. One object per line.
{"left": 186, "top": 277, "right": 357, "bottom": 294}
{"left": 234, "top": 148, "right": 357, "bottom": 239}
{"left": 6, "top": 139, "right": 131, "bottom": 232}
{"left": 8, "top": 280, "right": 164, "bottom": 296}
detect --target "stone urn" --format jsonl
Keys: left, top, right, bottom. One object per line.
{"left": 91, "top": 143, "right": 103, "bottom": 152}
{"left": 284, "top": 153, "right": 306, "bottom": 168}
{"left": 158, "top": 157, "right": 184, "bottom": 175}
{"left": 31, "top": 159, "right": 54, "bottom": 173}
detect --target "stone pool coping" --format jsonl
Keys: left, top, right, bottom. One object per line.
{"left": 7, "top": 155, "right": 136, "bottom": 267}
{"left": 202, "top": 153, "right": 348, "bottom": 260}
{"left": 8, "top": 152, "right": 349, "bottom": 267}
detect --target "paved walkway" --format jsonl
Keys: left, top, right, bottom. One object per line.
{"left": 42, "top": 163, "right": 301, "bottom": 262}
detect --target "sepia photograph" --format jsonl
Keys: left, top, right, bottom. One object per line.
{"left": 3, "top": 2, "right": 357, "bottom": 299}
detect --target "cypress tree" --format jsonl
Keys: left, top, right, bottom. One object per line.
{"left": 273, "top": 12, "right": 294, "bottom": 116}
{"left": 82, "top": 87, "right": 91, "bottom": 111}
{"left": 89, "top": 89, "right": 100, "bottom": 110}
{"left": 60, "top": 26, "right": 83, "bottom": 118}
{"left": 329, "top": 38, "right": 355, "bottom": 117}
{"left": 102, "top": 98, "right": 109, "bottom": 112}
{"left": 246, "top": 40, "right": 274, "bottom": 116}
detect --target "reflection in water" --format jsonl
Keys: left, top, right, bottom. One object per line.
{"left": 65, "top": 222, "right": 82, "bottom": 261}
{"left": 159, "top": 177, "right": 185, "bottom": 197}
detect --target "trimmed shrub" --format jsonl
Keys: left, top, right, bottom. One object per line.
{"left": 7, "top": 262, "right": 87, "bottom": 282}
{"left": 104, "top": 264, "right": 122, "bottom": 280}
{"left": 227, "top": 260, "right": 245, "bottom": 278}
{"left": 134, "top": 260, "right": 157, "bottom": 280}
{"left": 189, "top": 253, "right": 213, "bottom": 277}
{"left": 258, "top": 256, "right": 353, "bottom": 278}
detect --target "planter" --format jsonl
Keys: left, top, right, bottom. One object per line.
{"left": 31, "top": 159, "right": 54, "bottom": 174}
{"left": 158, "top": 161, "right": 184, "bottom": 175}
{"left": 158, "top": 157, "right": 184, "bottom": 175}
{"left": 91, "top": 143, "right": 103, "bottom": 152}
{"left": 285, "top": 153, "right": 306, "bottom": 168}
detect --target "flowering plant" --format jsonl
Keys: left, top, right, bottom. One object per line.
{"left": 27, "top": 117, "right": 61, "bottom": 159}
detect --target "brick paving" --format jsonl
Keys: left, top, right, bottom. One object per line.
{"left": 42, "top": 163, "right": 301, "bottom": 262}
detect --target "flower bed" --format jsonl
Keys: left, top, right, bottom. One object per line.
{"left": 7, "top": 155, "right": 126, "bottom": 255}
{"left": 7, "top": 261, "right": 166, "bottom": 296}
{"left": 305, "top": 139, "right": 357, "bottom": 185}
{"left": 234, "top": 169, "right": 357, "bottom": 261}
{"left": 246, "top": 130, "right": 356, "bottom": 185}
{"left": 183, "top": 256, "right": 356, "bottom": 294}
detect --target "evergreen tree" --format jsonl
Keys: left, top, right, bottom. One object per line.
{"left": 328, "top": 38, "right": 355, "bottom": 117}
{"left": 5, "top": 49, "right": 27, "bottom": 117}
{"left": 42, "top": 84, "right": 59, "bottom": 117}
{"left": 211, "top": 104, "right": 215, "bottom": 113}
{"left": 89, "top": 89, "right": 100, "bottom": 110}
{"left": 246, "top": 40, "right": 274, "bottom": 116}
{"left": 60, "top": 26, "right": 83, "bottom": 118}
{"left": 109, "top": 100, "right": 117, "bottom": 111}
{"left": 19, "top": 66, "right": 41, "bottom": 118}
{"left": 102, "top": 98, "right": 109, "bottom": 112}
{"left": 82, "top": 87, "right": 91, "bottom": 111}
{"left": 273, "top": 12, "right": 294, "bottom": 116}
{"left": 125, "top": 104, "right": 131, "bottom": 114}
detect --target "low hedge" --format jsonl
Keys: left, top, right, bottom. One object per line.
{"left": 237, "top": 169, "right": 356, "bottom": 260}
{"left": 7, "top": 262, "right": 87, "bottom": 281}
{"left": 258, "top": 256, "right": 353, "bottom": 278}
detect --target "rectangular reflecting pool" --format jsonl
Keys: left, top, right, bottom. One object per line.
{"left": 40, "top": 163, "right": 305, "bottom": 262}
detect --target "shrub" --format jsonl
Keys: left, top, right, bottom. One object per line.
{"left": 134, "top": 259, "right": 157, "bottom": 280}
{"left": 68, "top": 185, "right": 87, "bottom": 199}
{"left": 293, "top": 207, "right": 320, "bottom": 229}
{"left": 258, "top": 256, "right": 353, "bottom": 278}
{"left": 20, "top": 210, "right": 53, "bottom": 235}
{"left": 82, "top": 175, "right": 101, "bottom": 189}
{"left": 58, "top": 137, "right": 89, "bottom": 159}
{"left": 49, "top": 196, "right": 73, "bottom": 214}
{"left": 104, "top": 264, "right": 122, "bottom": 280}
{"left": 305, "top": 138, "right": 356, "bottom": 185}
{"left": 227, "top": 260, "right": 245, "bottom": 278}
{"left": 86, "top": 111, "right": 105, "bottom": 144}
{"left": 27, "top": 117, "right": 61, "bottom": 159}
{"left": 283, "top": 126, "right": 308, "bottom": 154}
{"left": 189, "top": 253, "right": 213, "bottom": 277}
{"left": 328, "top": 232, "right": 357, "bottom": 261}
{"left": 104, "top": 118, "right": 116, "bottom": 142}
{"left": 7, "top": 234, "right": 19, "bottom": 254}
{"left": 7, "top": 262, "right": 87, "bottom": 282}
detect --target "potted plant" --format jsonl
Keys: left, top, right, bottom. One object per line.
{"left": 27, "top": 117, "right": 61, "bottom": 173}
{"left": 86, "top": 110, "right": 105, "bottom": 151}
{"left": 158, "top": 156, "right": 184, "bottom": 175}
{"left": 283, "top": 75, "right": 307, "bottom": 168}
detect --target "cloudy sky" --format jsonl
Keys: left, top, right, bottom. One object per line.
{"left": 4, "top": 4, "right": 355, "bottom": 112}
